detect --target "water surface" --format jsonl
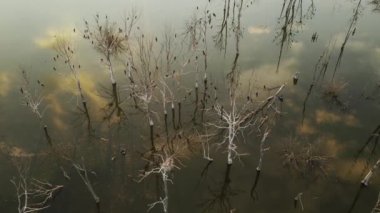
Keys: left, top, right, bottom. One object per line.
{"left": 1, "top": 0, "right": 380, "bottom": 212}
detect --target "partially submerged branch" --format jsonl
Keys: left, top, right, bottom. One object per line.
{"left": 11, "top": 165, "right": 63, "bottom": 213}
{"left": 19, "top": 70, "right": 52, "bottom": 146}
{"left": 73, "top": 160, "right": 100, "bottom": 204}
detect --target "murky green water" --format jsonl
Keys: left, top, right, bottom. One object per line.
{"left": 1, "top": 0, "right": 380, "bottom": 212}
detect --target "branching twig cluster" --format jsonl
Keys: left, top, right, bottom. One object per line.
{"left": 11, "top": 166, "right": 63, "bottom": 213}
{"left": 281, "top": 139, "right": 330, "bottom": 178}
{"left": 138, "top": 148, "right": 182, "bottom": 213}
{"left": 20, "top": 70, "right": 45, "bottom": 120}
{"left": 73, "top": 159, "right": 100, "bottom": 204}
{"left": 53, "top": 34, "right": 92, "bottom": 129}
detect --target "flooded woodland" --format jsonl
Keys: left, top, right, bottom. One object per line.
{"left": 0, "top": 0, "right": 380, "bottom": 212}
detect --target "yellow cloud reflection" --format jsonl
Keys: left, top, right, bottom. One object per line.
{"left": 247, "top": 26, "right": 270, "bottom": 35}
{"left": 315, "top": 110, "right": 340, "bottom": 123}
{"left": 240, "top": 58, "right": 298, "bottom": 88}
{"left": 335, "top": 159, "right": 367, "bottom": 182}
{"left": 290, "top": 42, "right": 304, "bottom": 55}
{"left": 0, "top": 142, "right": 35, "bottom": 158}
{"left": 315, "top": 110, "right": 359, "bottom": 127}
{"left": 59, "top": 71, "right": 108, "bottom": 111}
{"left": 347, "top": 40, "right": 367, "bottom": 51}
{"left": 0, "top": 72, "right": 12, "bottom": 97}
{"left": 322, "top": 137, "right": 343, "bottom": 157}
{"left": 297, "top": 120, "right": 317, "bottom": 135}
{"left": 38, "top": 70, "right": 109, "bottom": 130}
{"left": 376, "top": 47, "right": 380, "bottom": 55}
{"left": 45, "top": 93, "right": 69, "bottom": 130}
{"left": 376, "top": 47, "right": 380, "bottom": 61}
{"left": 34, "top": 27, "right": 77, "bottom": 49}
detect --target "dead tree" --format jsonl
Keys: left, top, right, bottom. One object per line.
{"left": 11, "top": 165, "right": 63, "bottom": 213}
{"left": 211, "top": 84, "right": 284, "bottom": 165}
{"left": 138, "top": 148, "right": 182, "bottom": 213}
{"left": 361, "top": 159, "right": 380, "bottom": 186}
{"left": 195, "top": 127, "right": 215, "bottom": 161}
{"left": 123, "top": 35, "right": 163, "bottom": 150}
{"left": 84, "top": 14, "right": 128, "bottom": 118}
{"left": 19, "top": 70, "right": 52, "bottom": 146}
{"left": 256, "top": 130, "right": 270, "bottom": 171}
{"left": 73, "top": 159, "right": 100, "bottom": 205}
{"left": 209, "top": 1, "right": 285, "bottom": 165}
{"left": 371, "top": 192, "right": 380, "bottom": 213}
{"left": 183, "top": 11, "right": 211, "bottom": 124}
{"left": 294, "top": 192, "right": 304, "bottom": 211}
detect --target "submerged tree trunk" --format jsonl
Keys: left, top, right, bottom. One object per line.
{"left": 256, "top": 131, "right": 270, "bottom": 171}
{"left": 201, "top": 74, "right": 208, "bottom": 122}
{"left": 43, "top": 125, "right": 52, "bottom": 146}
{"left": 171, "top": 102, "right": 176, "bottom": 130}
{"left": 150, "top": 119, "right": 156, "bottom": 151}
{"left": 112, "top": 82, "right": 122, "bottom": 117}
{"left": 177, "top": 102, "right": 182, "bottom": 129}
{"left": 82, "top": 101, "right": 91, "bottom": 131}
{"left": 192, "top": 82, "right": 199, "bottom": 124}
{"left": 164, "top": 110, "right": 172, "bottom": 151}
{"left": 76, "top": 79, "right": 92, "bottom": 130}
{"left": 250, "top": 169, "right": 261, "bottom": 200}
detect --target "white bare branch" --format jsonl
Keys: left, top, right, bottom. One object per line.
{"left": 73, "top": 160, "right": 100, "bottom": 204}
{"left": 11, "top": 167, "right": 63, "bottom": 213}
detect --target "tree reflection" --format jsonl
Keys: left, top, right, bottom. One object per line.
{"left": 53, "top": 35, "right": 92, "bottom": 131}
{"left": 370, "top": 0, "right": 380, "bottom": 12}
{"left": 19, "top": 70, "right": 53, "bottom": 146}
{"left": 354, "top": 124, "right": 380, "bottom": 162}
{"left": 98, "top": 84, "right": 125, "bottom": 123}
{"left": 275, "top": 0, "right": 316, "bottom": 73}
{"left": 249, "top": 169, "right": 261, "bottom": 201}
{"left": 83, "top": 14, "right": 135, "bottom": 121}
{"left": 332, "top": 0, "right": 363, "bottom": 80}
{"left": 213, "top": 0, "right": 231, "bottom": 53}
{"left": 347, "top": 185, "right": 365, "bottom": 213}
{"left": 200, "top": 164, "right": 239, "bottom": 213}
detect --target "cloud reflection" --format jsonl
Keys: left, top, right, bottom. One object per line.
{"left": 315, "top": 110, "right": 359, "bottom": 127}
{"left": 297, "top": 119, "right": 317, "bottom": 135}
{"left": 240, "top": 58, "right": 298, "bottom": 88}
{"left": 247, "top": 26, "right": 270, "bottom": 35}
{"left": 0, "top": 72, "right": 12, "bottom": 97}
{"left": 43, "top": 70, "right": 107, "bottom": 130}
{"left": 34, "top": 27, "right": 77, "bottom": 49}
